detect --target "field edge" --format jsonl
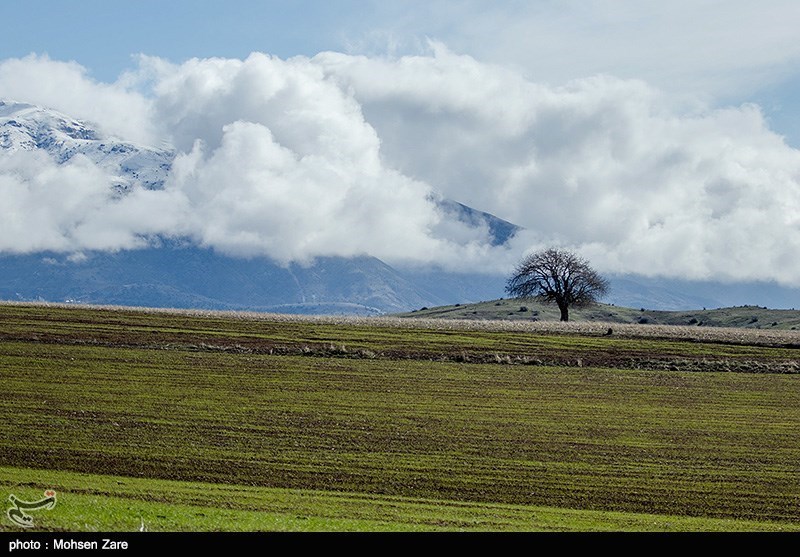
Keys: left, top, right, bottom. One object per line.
{"left": 1, "top": 466, "right": 798, "bottom": 533}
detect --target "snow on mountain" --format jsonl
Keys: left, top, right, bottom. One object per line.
{"left": 0, "top": 99, "right": 520, "bottom": 246}
{"left": 0, "top": 100, "right": 173, "bottom": 192}
{"left": 0, "top": 99, "right": 515, "bottom": 313}
{"left": 4, "top": 99, "right": 791, "bottom": 313}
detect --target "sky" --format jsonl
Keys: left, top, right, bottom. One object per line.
{"left": 1, "top": 1, "right": 800, "bottom": 285}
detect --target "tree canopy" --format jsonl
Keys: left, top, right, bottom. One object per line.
{"left": 505, "top": 248, "right": 609, "bottom": 322}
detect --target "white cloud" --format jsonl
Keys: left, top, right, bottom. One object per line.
{"left": 166, "top": 120, "right": 449, "bottom": 266}
{"left": 0, "top": 52, "right": 500, "bottom": 271}
{"left": 0, "top": 149, "right": 177, "bottom": 253}
{"left": 352, "top": 0, "right": 800, "bottom": 99}
{"left": 0, "top": 54, "right": 157, "bottom": 145}
{"left": 143, "top": 53, "right": 382, "bottom": 163}
{"left": 314, "top": 46, "right": 800, "bottom": 284}
{"left": 138, "top": 53, "right": 500, "bottom": 268}
{"left": 1, "top": 48, "right": 800, "bottom": 285}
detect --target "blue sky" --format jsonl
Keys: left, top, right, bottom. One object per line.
{"left": 3, "top": 1, "right": 799, "bottom": 143}
{"left": 2, "top": 1, "right": 800, "bottom": 285}
{"left": 1, "top": 0, "right": 362, "bottom": 80}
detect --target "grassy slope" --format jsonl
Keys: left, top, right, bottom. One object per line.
{"left": 396, "top": 299, "right": 800, "bottom": 330}
{"left": 1, "top": 304, "right": 799, "bottom": 531}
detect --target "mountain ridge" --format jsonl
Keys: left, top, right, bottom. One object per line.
{"left": 0, "top": 100, "right": 173, "bottom": 192}
{"left": 0, "top": 245, "right": 502, "bottom": 315}
{"left": 0, "top": 99, "right": 518, "bottom": 313}
{"left": 3, "top": 99, "right": 800, "bottom": 313}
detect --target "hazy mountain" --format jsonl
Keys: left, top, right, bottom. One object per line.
{"left": 605, "top": 275, "right": 800, "bottom": 311}
{"left": 0, "top": 246, "right": 505, "bottom": 315}
{"left": 603, "top": 276, "right": 720, "bottom": 310}
{"left": 432, "top": 196, "right": 521, "bottom": 246}
{"left": 0, "top": 100, "right": 519, "bottom": 313}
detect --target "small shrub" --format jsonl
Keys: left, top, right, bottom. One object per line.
{"left": 519, "top": 306, "right": 528, "bottom": 312}
{"left": 688, "top": 317, "right": 698, "bottom": 325}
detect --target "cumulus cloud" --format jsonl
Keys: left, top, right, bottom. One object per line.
{"left": 1, "top": 47, "right": 800, "bottom": 284}
{"left": 167, "top": 120, "right": 448, "bottom": 265}
{"left": 0, "top": 51, "right": 499, "bottom": 271}
{"left": 0, "top": 54, "right": 157, "bottom": 144}
{"left": 355, "top": 0, "right": 800, "bottom": 99}
{"left": 0, "top": 149, "right": 180, "bottom": 253}
{"left": 315, "top": 46, "right": 800, "bottom": 283}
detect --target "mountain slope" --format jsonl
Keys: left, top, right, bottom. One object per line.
{"left": 0, "top": 100, "right": 515, "bottom": 313}
{"left": 432, "top": 196, "right": 521, "bottom": 246}
{"left": 0, "top": 100, "right": 173, "bottom": 191}
{"left": 0, "top": 246, "right": 476, "bottom": 315}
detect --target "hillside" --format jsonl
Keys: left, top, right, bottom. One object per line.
{"left": 395, "top": 299, "right": 800, "bottom": 330}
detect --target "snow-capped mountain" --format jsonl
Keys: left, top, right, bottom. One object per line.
{"left": 0, "top": 100, "right": 173, "bottom": 192}
{"left": 5, "top": 99, "right": 777, "bottom": 313}
{"left": 0, "top": 100, "right": 519, "bottom": 243}
{"left": 0, "top": 100, "right": 515, "bottom": 313}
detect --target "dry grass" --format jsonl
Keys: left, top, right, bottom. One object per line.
{"left": 2, "top": 300, "right": 798, "bottom": 347}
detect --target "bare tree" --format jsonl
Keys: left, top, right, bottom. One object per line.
{"left": 505, "top": 248, "right": 609, "bottom": 322}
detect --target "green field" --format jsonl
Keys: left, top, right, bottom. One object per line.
{"left": 1, "top": 303, "right": 798, "bottom": 531}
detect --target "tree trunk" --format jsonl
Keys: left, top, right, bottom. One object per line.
{"left": 558, "top": 302, "right": 569, "bottom": 322}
